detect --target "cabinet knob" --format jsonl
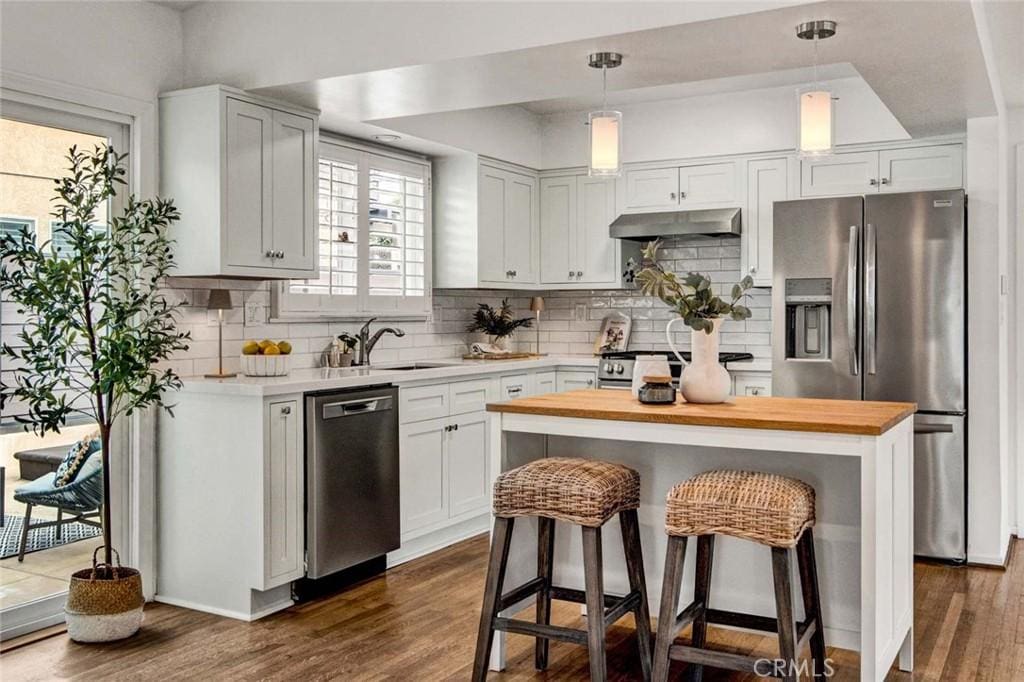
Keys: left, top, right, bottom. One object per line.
{"left": 280, "top": 405, "right": 292, "bottom": 415}
{"left": 881, "top": 178, "right": 891, "bottom": 185}
{"left": 586, "top": 379, "right": 594, "bottom": 386}
{"left": 265, "top": 250, "right": 275, "bottom": 258}
{"left": 749, "top": 266, "right": 757, "bottom": 274}
{"left": 869, "top": 178, "right": 879, "bottom": 186}
{"left": 511, "top": 270, "right": 517, "bottom": 277}
{"left": 506, "top": 270, "right": 513, "bottom": 278}
{"left": 750, "top": 388, "right": 761, "bottom": 396}
{"left": 680, "top": 191, "right": 687, "bottom": 199}
{"left": 670, "top": 192, "right": 677, "bottom": 200}
{"left": 278, "top": 250, "right": 285, "bottom": 258}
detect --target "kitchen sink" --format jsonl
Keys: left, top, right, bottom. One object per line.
{"left": 377, "top": 363, "right": 450, "bottom": 371}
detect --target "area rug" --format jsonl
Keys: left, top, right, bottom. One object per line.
{"left": 0, "top": 515, "right": 102, "bottom": 560}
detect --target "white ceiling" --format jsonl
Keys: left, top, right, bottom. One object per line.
{"left": 256, "top": 1, "right": 995, "bottom": 139}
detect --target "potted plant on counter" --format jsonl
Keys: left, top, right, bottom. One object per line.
{"left": 466, "top": 298, "right": 533, "bottom": 353}
{"left": 635, "top": 240, "right": 753, "bottom": 403}
{"left": 0, "top": 145, "right": 189, "bottom": 641}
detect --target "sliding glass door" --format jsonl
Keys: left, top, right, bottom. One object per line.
{"left": 0, "top": 99, "right": 131, "bottom": 639}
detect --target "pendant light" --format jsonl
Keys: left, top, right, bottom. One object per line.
{"left": 588, "top": 52, "right": 623, "bottom": 177}
{"left": 796, "top": 20, "right": 837, "bottom": 157}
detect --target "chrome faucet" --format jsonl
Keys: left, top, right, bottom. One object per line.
{"left": 356, "top": 318, "right": 405, "bottom": 366}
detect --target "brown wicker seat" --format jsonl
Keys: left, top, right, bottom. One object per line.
{"left": 664, "top": 470, "right": 815, "bottom": 548}
{"left": 474, "top": 457, "right": 651, "bottom": 681}
{"left": 492, "top": 457, "right": 640, "bottom": 527}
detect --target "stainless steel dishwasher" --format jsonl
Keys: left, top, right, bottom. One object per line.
{"left": 305, "top": 385, "right": 399, "bottom": 579}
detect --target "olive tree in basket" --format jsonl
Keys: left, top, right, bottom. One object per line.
{"left": 0, "top": 145, "right": 190, "bottom": 641}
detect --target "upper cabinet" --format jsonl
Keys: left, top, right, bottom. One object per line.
{"left": 160, "top": 85, "right": 319, "bottom": 279}
{"left": 743, "top": 157, "right": 791, "bottom": 288}
{"left": 434, "top": 156, "right": 538, "bottom": 289}
{"left": 540, "top": 173, "right": 626, "bottom": 287}
{"left": 801, "top": 144, "right": 963, "bottom": 198}
{"left": 621, "top": 161, "right": 737, "bottom": 213}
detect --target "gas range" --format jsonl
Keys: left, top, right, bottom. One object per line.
{"left": 597, "top": 350, "right": 755, "bottom": 389}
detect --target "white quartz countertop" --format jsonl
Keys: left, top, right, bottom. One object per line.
{"left": 178, "top": 355, "right": 600, "bottom": 397}
{"left": 178, "top": 354, "right": 771, "bottom": 397}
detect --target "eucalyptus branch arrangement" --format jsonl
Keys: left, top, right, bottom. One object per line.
{"left": 466, "top": 298, "right": 533, "bottom": 339}
{"left": 635, "top": 240, "right": 754, "bottom": 334}
{"left": 0, "top": 145, "right": 190, "bottom": 564}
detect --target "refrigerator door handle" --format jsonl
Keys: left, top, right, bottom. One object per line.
{"left": 847, "top": 224, "right": 860, "bottom": 376}
{"left": 914, "top": 422, "right": 955, "bottom": 434}
{"left": 865, "top": 222, "right": 877, "bottom": 375}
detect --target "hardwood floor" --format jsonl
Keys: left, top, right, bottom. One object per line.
{"left": 2, "top": 535, "right": 1021, "bottom": 681}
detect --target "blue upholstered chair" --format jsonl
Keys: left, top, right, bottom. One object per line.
{"left": 13, "top": 452, "right": 103, "bottom": 561}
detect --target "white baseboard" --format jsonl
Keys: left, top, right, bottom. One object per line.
{"left": 153, "top": 594, "right": 293, "bottom": 622}
{"left": 388, "top": 514, "right": 490, "bottom": 568}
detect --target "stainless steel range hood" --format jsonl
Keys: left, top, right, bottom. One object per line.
{"left": 610, "top": 207, "right": 741, "bottom": 241}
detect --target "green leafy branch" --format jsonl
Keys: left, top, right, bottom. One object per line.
{"left": 634, "top": 240, "right": 754, "bottom": 334}
{"left": 466, "top": 298, "right": 533, "bottom": 338}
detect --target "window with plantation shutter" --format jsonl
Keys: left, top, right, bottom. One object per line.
{"left": 277, "top": 139, "right": 431, "bottom": 317}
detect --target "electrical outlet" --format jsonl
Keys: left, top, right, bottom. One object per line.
{"left": 244, "top": 300, "right": 265, "bottom": 325}
{"left": 574, "top": 303, "right": 587, "bottom": 321}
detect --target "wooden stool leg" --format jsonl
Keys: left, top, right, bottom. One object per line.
{"left": 797, "top": 530, "right": 827, "bottom": 679}
{"left": 472, "top": 517, "right": 515, "bottom": 682}
{"left": 653, "top": 535, "right": 688, "bottom": 682}
{"left": 771, "top": 547, "right": 799, "bottom": 682}
{"left": 620, "top": 509, "right": 653, "bottom": 682}
{"left": 582, "top": 525, "right": 608, "bottom": 682}
{"left": 689, "top": 534, "right": 716, "bottom": 682}
{"left": 535, "top": 517, "right": 555, "bottom": 670}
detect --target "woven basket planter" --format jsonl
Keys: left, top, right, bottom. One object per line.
{"left": 65, "top": 548, "right": 144, "bottom": 642}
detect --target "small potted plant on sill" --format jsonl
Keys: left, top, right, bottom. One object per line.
{"left": 466, "top": 298, "right": 533, "bottom": 353}
{"left": 636, "top": 240, "right": 754, "bottom": 403}
{"left": 0, "top": 145, "right": 189, "bottom": 642}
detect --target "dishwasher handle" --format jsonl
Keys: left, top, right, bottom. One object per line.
{"left": 322, "top": 395, "right": 394, "bottom": 419}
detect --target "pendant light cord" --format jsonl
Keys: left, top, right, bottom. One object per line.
{"left": 602, "top": 65, "right": 608, "bottom": 112}
{"left": 813, "top": 35, "right": 820, "bottom": 87}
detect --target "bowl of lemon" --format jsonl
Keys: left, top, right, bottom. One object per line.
{"left": 240, "top": 339, "right": 293, "bottom": 377}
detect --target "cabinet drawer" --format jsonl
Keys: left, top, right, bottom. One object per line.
{"left": 556, "top": 370, "right": 597, "bottom": 392}
{"left": 450, "top": 378, "right": 494, "bottom": 415}
{"left": 400, "top": 384, "right": 449, "bottom": 423}
{"left": 534, "top": 371, "right": 557, "bottom": 395}
{"left": 500, "top": 374, "right": 532, "bottom": 400}
{"left": 733, "top": 373, "right": 773, "bottom": 397}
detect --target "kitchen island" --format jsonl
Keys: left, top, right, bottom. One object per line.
{"left": 486, "top": 390, "right": 916, "bottom": 682}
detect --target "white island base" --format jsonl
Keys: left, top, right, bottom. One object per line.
{"left": 485, "top": 393, "right": 915, "bottom": 682}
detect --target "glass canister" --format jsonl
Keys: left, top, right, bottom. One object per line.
{"left": 638, "top": 375, "right": 676, "bottom": 405}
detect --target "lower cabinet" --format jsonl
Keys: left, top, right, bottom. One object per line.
{"left": 261, "top": 399, "right": 304, "bottom": 589}
{"left": 399, "top": 408, "right": 491, "bottom": 539}
{"left": 733, "top": 372, "right": 773, "bottom": 397}
{"left": 556, "top": 370, "right": 597, "bottom": 391}
{"left": 535, "top": 371, "right": 557, "bottom": 394}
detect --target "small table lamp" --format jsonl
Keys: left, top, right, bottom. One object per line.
{"left": 205, "top": 289, "right": 236, "bottom": 379}
{"left": 529, "top": 296, "right": 545, "bottom": 356}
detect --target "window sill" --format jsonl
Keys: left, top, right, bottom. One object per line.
{"left": 268, "top": 312, "right": 432, "bottom": 324}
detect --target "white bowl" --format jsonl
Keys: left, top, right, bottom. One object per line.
{"left": 240, "top": 354, "right": 291, "bottom": 377}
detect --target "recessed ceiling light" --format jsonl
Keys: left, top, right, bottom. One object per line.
{"left": 374, "top": 134, "right": 401, "bottom": 142}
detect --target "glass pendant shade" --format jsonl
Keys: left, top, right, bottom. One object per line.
{"left": 797, "top": 86, "right": 834, "bottom": 157}
{"left": 589, "top": 110, "right": 622, "bottom": 177}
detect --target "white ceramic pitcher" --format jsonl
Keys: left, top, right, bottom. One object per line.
{"left": 665, "top": 317, "right": 731, "bottom": 403}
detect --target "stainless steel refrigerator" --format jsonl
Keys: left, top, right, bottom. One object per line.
{"left": 772, "top": 189, "right": 966, "bottom": 561}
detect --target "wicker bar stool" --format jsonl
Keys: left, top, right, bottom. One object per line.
{"left": 472, "top": 457, "right": 653, "bottom": 681}
{"left": 652, "top": 470, "right": 826, "bottom": 682}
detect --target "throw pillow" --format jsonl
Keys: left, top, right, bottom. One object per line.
{"left": 54, "top": 433, "right": 101, "bottom": 487}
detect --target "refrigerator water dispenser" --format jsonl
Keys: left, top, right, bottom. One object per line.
{"left": 785, "top": 278, "right": 832, "bottom": 360}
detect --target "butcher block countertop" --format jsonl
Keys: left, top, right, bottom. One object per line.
{"left": 487, "top": 389, "right": 916, "bottom": 436}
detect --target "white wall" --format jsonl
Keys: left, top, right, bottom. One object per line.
{"left": 0, "top": 1, "right": 183, "bottom": 100}
{"left": 539, "top": 77, "right": 909, "bottom": 169}
{"left": 965, "top": 116, "right": 1011, "bottom": 564}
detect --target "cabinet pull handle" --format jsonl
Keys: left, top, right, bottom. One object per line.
{"left": 453, "top": 423, "right": 459, "bottom": 431}
{"left": 280, "top": 405, "right": 292, "bottom": 415}
{"left": 444, "top": 424, "right": 451, "bottom": 432}
{"left": 869, "top": 178, "right": 879, "bottom": 186}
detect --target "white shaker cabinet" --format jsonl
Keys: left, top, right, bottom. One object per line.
{"left": 744, "top": 157, "right": 790, "bottom": 287}
{"left": 540, "top": 174, "right": 622, "bottom": 286}
{"left": 447, "top": 412, "right": 491, "bottom": 518}
{"left": 160, "top": 85, "right": 318, "bottom": 278}
{"left": 678, "top": 162, "right": 737, "bottom": 207}
{"left": 399, "top": 418, "right": 450, "bottom": 534}
{"left": 800, "top": 143, "right": 963, "bottom": 197}
{"left": 261, "top": 399, "right": 303, "bottom": 589}
{"left": 622, "top": 167, "right": 680, "bottom": 212}
{"left": 878, "top": 144, "right": 963, "bottom": 193}
{"left": 434, "top": 156, "right": 539, "bottom": 289}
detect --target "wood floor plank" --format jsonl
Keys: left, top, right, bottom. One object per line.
{"left": 1, "top": 535, "right": 1020, "bottom": 681}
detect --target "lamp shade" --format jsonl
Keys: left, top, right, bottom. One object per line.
{"left": 588, "top": 110, "right": 622, "bottom": 177}
{"left": 797, "top": 86, "right": 834, "bottom": 157}
{"left": 530, "top": 296, "right": 545, "bottom": 313}
{"left": 207, "top": 289, "right": 233, "bottom": 311}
